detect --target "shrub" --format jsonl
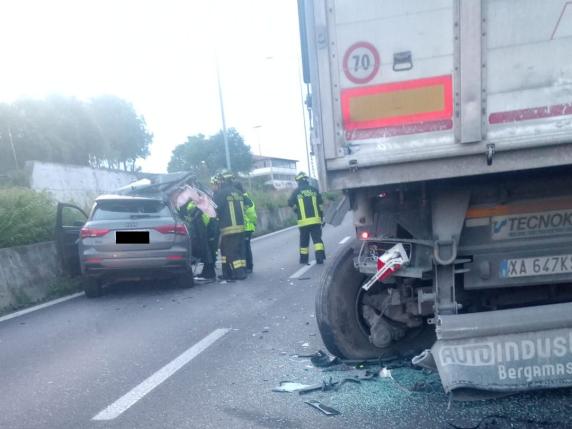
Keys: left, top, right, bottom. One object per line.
{"left": 249, "top": 188, "right": 291, "bottom": 211}
{"left": 0, "top": 187, "right": 56, "bottom": 248}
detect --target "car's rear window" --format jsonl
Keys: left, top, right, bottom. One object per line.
{"left": 92, "top": 200, "right": 171, "bottom": 221}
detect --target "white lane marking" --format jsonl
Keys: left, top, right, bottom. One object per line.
{"left": 92, "top": 328, "right": 230, "bottom": 421}
{"left": 0, "top": 292, "right": 84, "bottom": 324}
{"left": 339, "top": 236, "right": 351, "bottom": 245}
{"left": 252, "top": 225, "right": 297, "bottom": 243}
{"left": 289, "top": 261, "right": 317, "bottom": 279}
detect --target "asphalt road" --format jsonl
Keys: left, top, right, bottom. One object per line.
{"left": 1, "top": 215, "right": 572, "bottom": 429}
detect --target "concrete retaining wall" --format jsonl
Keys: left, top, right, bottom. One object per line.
{"left": 27, "top": 161, "right": 148, "bottom": 207}
{"left": 0, "top": 241, "right": 61, "bottom": 312}
{"left": 255, "top": 207, "right": 296, "bottom": 235}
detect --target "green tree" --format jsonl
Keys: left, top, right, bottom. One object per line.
{"left": 89, "top": 95, "right": 152, "bottom": 171}
{"left": 168, "top": 128, "right": 252, "bottom": 176}
{"left": 0, "top": 95, "right": 152, "bottom": 172}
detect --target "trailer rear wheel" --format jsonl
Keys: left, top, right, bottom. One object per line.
{"left": 316, "top": 240, "right": 434, "bottom": 360}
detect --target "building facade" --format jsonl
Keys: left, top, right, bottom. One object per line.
{"left": 249, "top": 156, "right": 298, "bottom": 190}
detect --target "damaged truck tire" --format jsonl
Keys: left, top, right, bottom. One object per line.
{"left": 316, "top": 240, "right": 433, "bottom": 360}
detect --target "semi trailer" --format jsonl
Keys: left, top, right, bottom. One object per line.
{"left": 299, "top": 0, "right": 572, "bottom": 393}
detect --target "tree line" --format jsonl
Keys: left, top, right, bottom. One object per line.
{"left": 168, "top": 128, "right": 253, "bottom": 179}
{"left": 0, "top": 95, "right": 152, "bottom": 172}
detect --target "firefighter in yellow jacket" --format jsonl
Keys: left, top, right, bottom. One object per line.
{"left": 213, "top": 171, "right": 247, "bottom": 281}
{"left": 180, "top": 199, "right": 217, "bottom": 280}
{"left": 235, "top": 181, "right": 257, "bottom": 273}
{"left": 288, "top": 172, "right": 325, "bottom": 264}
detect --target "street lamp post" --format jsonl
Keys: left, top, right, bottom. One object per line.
{"left": 7, "top": 127, "right": 18, "bottom": 168}
{"left": 253, "top": 125, "right": 263, "bottom": 156}
{"left": 215, "top": 55, "right": 232, "bottom": 171}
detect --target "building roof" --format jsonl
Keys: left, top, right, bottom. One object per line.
{"left": 252, "top": 155, "right": 299, "bottom": 162}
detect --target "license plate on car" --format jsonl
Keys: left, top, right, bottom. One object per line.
{"left": 500, "top": 255, "right": 572, "bottom": 278}
{"left": 116, "top": 231, "right": 149, "bottom": 244}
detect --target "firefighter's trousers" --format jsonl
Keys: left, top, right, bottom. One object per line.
{"left": 244, "top": 231, "right": 253, "bottom": 272}
{"left": 299, "top": 224, "right": 325, "bottom": 264}
{"left": 220, "top": 232, "right": 247, "bottom": 280}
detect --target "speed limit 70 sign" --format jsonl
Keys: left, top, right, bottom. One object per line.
{"left": 342, "top": 41, "right": 380, "bottom": 85}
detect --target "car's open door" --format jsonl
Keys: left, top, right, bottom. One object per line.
{"left": 55, "top": 203, "right": 88, "bottom": 276}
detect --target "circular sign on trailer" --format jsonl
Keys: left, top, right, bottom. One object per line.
{"left": 342, "top": 41, "right": 380, "bottom": 85}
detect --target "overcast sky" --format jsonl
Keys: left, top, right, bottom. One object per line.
{"left": 0, "top": 0, "right": 310, "bottom": 173}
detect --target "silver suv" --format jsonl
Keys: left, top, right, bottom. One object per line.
{"left": 55, "top": 195, "right": 193, "bottom": 297}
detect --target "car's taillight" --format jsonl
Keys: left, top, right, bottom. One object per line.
{"left": 154, "top": 224, "right": 188, "bottom": 235}
{"left": 85, "top": 257, "right": 103, "bottom": 264}
{"left": 80, "top": 228, "right": 110, "bottom": 238}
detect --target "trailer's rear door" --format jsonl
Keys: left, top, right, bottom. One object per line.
{"left": 486, "top": 0, "right": 572, "bottom": 143}
{"left": 320, "top": 0, "right": 572, "bottom": 172}
{"left": 325, "top": 0, "right": 455, "bottom": 164}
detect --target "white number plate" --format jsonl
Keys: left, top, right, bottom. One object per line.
{"left": 500, "top": 255, "right": 572, "bottom": 278}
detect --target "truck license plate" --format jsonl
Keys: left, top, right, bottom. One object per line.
{"left": 500, "top": 255, "right": 572, "bottom": 278}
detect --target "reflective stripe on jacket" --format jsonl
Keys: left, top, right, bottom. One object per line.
{"left": 214, "top": 183, "right": 245, "bottom": 236}
{"left": 186, "top": 201, "right": 210, "bottom": 226}
{"left": 288, "top": 183, "right": 323, "bottom": 227}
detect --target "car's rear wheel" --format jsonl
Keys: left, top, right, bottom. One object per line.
{"left": 84, "top": 277, "right": 103, "bottom": 298}
{"left": 175, "top": 271, "right": 194, "bottom": 289}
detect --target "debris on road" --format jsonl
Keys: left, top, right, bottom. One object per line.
{"left": 301, "top": 342, "right": 310, "bottom": 348}
{"left": 309, "top": 350, "right": 340, "bottom": 368}
{"left": 304, "top": 400, "right": 340, "bottom": 416}
{"left": 296, "top": 349, "right": 341, "bottom": 368}
{"left": 273, "top": 382, "right": 316, "bottom": 393}
{"left": 379, "top": 367, "right": 392, "bottom": 379}
{"left": 273, "top": 372, "right": 377, "bottom": 395}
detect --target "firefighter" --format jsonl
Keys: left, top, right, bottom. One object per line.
{"left": 288, "top": 172, "right": 325, "bottom": 264}
{"left": 235, "top": 181, "right": 257, "bottom": 273}
{"left": 181, "top": 199, "right": 217, "bottom": 280}
{"left": 213, "top": 171, "right": 247, "bottom": 281}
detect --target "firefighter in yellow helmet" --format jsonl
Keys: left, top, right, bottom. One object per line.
{"left": 288, "top": 172, "right": 325, "bottom": 264}
{"left": 213, "top": 170, "right": 247, "bottom": 281}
